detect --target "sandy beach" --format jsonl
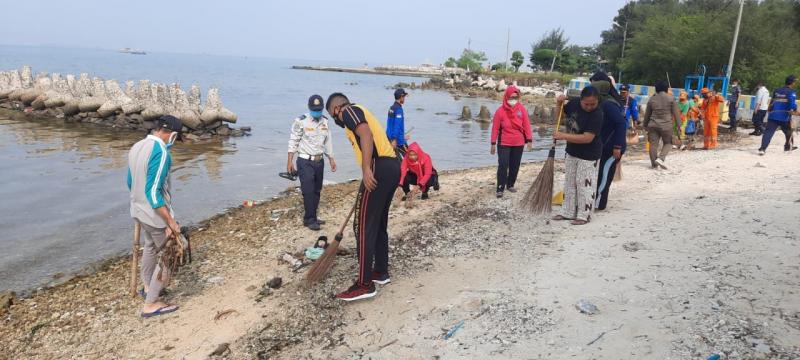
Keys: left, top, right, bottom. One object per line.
{"left": 1, "top": 134, "right": 799, "bottom": 359}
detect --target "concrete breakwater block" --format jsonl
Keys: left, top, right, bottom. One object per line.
{"left": 0, "top": 65, "right": 246, "bottom": 138}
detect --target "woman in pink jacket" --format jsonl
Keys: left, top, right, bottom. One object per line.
{"left": 398, "top": 142, "right": 439, "bottom": 200}
{"left": 490, "top": 86, "right": 533, "bottom": 198}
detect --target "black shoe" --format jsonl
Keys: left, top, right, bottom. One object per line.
{"left": 421, "top": 192, "right": 429, "bottom": 200}
{"left": 315, "top": 219, "right": 326, "bottom": 225}
{"left": 433, "top": 181, "right": 440, "bottom": 191}
{"left": 749, "top": 130, "right": 761, "bottom": 136}
{"left": 305, "top": 222, "right": 321, "bottom": 231}
{"left": 507, "top": 187, "right": 517, "bottom": 193}
{"left": 496, "top": 191, "right": 504, "bottom": 198}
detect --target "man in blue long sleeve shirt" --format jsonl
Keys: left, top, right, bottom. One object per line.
{"left": 728, "top": 78, "right": 741, "bottom": 131}
{"left": 620, "top": 85, "right": 639, "bottom": 128}
{"left": 759, "top": 75, "right": 798, "bottom": 154}
{"left": 387, "top": 88, "right": 409, "bottom": 154}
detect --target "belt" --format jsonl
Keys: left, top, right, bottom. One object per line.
{"left": 297, "top": 153, "right": 324, "bottom": 162}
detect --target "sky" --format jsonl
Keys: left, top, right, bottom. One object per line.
{"left": 0, "top": 0, "right": 627, "bottom": 65}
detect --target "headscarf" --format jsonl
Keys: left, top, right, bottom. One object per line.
{"left": 589, "top": 71, "right": 621, "bottom": 106}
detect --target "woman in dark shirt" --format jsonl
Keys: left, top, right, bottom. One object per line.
{"left": 552, "top": 86, "right": 604, "bottom": 225}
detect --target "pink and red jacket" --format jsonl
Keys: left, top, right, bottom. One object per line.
{"left": 490, "top": 86, "right": 533, "bottom": 147}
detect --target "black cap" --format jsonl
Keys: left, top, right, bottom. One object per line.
{"left": 620, "top": 85, "right": 630, "bottom": 92}
{"left": 394, "top": 88, "right": 408, "bottom": 100}
{"left": 156, "top": 115, "right": 182, "bottom": 133}
{"left": 308, "top": 94, "right": 324, "bottom": 111}
{"left": 786, "top": 75, "right": 797, "bottom": 85}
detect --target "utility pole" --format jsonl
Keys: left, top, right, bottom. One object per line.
{"left": 505, "top": 27, "right": 510, "bottom": 72}
{"left": 468, "top": 38, "right": 471, "bottom": 51}
{"left": 726, "top": 0, "right": 744, "bottom": 79}
{"left": 613, "top": 20, "right": 629, "bottom": 83}
{"left": 619, "top": 21, "right": 628, "bottom": 83}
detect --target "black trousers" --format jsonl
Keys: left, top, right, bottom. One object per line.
{"left": 596, "top": 151, "right": 620, "bottom": 211}
{"left": 752, "top": 110, "right": 767, "bottom": 131}
{"left": 497, "top": 145, "right": 524, "bottom": 192}
{"left": 297, "top": 157, "right": 324, "bottom": 225}
{"left": 401, "top": 170, "right": 438, "bottom": 194}
{"left": 353, "top": 157, "right": 400, "bottom": 286}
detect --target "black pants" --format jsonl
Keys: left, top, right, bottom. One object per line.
{"left": 760, "top": 120, "right": 793, "bottom": 151}
{"left": 596, "top": 151, "right": 621, "bottom": 211}
{"left": 752, "top": 110, "right": 767, "bottom": 131}
{"left": 353, "top": 157, "right": 400, "bottom": 286}
{"left": 401, "top": 170, "right": 438, "bottom": 195}
{"left": 497, "top": 145, "right": 524, "bottom": 192}
{"left": 297, "top": 157, "right": 324, "bottom": 225}
{"left": 729, "top": 106, "right": 738, "bottom": 130}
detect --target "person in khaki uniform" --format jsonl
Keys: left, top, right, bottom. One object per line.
{"left": 644, "top": 81, "right": 681, "bottom": 169}
{"left": 287, "top": 95, "right": 337, "bottom": 231}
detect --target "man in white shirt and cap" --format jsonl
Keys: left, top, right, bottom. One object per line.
{"left": 287, "top": 95, "right": 337, "bottom": 230}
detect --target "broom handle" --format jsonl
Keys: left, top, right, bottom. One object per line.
{"left": 130, "top": 221, "right": 141, "bottom": 298}
{"left": 551, "top": 104, "right": 565, "bottom": 147}
{"left": 336, "top": 201, "right": 357, "bottom": 238}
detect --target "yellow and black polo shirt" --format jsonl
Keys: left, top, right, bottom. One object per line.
{"left": 340, "top": 104, "right": 397, "bottom": 166}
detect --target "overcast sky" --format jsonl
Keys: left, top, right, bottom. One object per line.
{"left": 0, "top": 0, "right": 627, "bottom": 64}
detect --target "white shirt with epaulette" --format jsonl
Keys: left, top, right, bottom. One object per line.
{"left": 288, "top": 113, "right": 334, "bottom": 158}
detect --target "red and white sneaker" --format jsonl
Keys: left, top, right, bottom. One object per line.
{"left": 371, "top": 271, "right": 391, "bottom": 285}
{"left": 335, "top": 282, "right": 377, "bottom": 302}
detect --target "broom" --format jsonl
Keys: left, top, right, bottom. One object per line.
{"left": 521, "top": 104, "right": 564, "bottom": 214}
{"left": 305, "top": 199, "right": 358, "bottom": 284}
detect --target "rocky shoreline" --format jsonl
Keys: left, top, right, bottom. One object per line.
{"left": 1, "top": 133, "right": 782, "bottom": 359}
{"left": 397, "top": 74, "right": 565, "bottom": 125}
{"left": 0, "top": 65, "right": 251, "bottom": 139}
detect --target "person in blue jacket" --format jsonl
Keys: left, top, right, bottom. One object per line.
{"left": 387, "top": 88, "right": 409, "bottom": 154}
{"left": 759, "top": 75, "right": 798, "bottom": 155}
{"left": 620, "top": 85, "right": 639, "bottom": 128}
{"left": 588, "top": 72, "right": 627, "bottom": 211}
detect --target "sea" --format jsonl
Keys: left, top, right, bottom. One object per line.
{"left": 0, "top": 45, "right": 560, "bottom": 292}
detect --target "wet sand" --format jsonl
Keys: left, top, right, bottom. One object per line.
{"left": 2, "top": 133, "right": 798, "bottom": 359}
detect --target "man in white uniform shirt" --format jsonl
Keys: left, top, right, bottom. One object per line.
{"left": 287, "top": 95, "right": 337, "bottom": 230}
{"left": 751, "top": 81, "right": 771, "bottom": 136}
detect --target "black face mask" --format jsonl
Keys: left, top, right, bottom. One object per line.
{"left": 330, "top": 105, "right": 348, "bottom": 128}
{"left": 333, "top": 117, "right": 344, "bottom": 128}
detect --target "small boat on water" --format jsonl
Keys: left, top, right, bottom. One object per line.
{"left": 118, "top": 47, "right": 146, "bottom": 55}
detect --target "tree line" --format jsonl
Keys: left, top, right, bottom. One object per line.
{"left": 443, "top": 0, "right": 800, "bottom": 92}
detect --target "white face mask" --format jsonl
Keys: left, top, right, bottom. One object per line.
{"left": 167, "top": 132, "right": 178, "bottom": 147}
{"left": 507, "top": 99, "right": 518, "bottom": 107}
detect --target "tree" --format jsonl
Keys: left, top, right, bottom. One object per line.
{"left": 510, "top": 51, "right": 525, "bottom": 72}
{"left": 529, "top": 28, "right": 570, "bottom": 72}
{"left": 530, "top": 48, "right": 557, "bottom": 71}
{"left": 600, "top": 0, "right": 800, "bottom": 91}
{"left": 532, "top": 28, "right": 569, "bottom": 53}
{"left": 446, "top": 49, "right": 488, "bottom": 72}
{"left": 491, "top": 63, "right": 510, "bottom": 72}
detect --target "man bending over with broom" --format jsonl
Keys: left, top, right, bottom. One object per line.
{"left": 326, "top": 93, "right": 400, "bottom": 301}
{"left": 552, "top": 87, "right": 604, "bottom": 225}
{"left": 127, "top": 115, "right": 184, "bottom": 317}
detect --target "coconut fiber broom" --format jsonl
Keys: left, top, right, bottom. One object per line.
{"left": 521, "top": 104, "right": 564, "bottom": 214}
{"left": 305, "top": 200, "right": 357, "bottom": 284}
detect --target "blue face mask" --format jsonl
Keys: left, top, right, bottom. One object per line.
{"left": 310, "top": 110, "right": 323, "bottom": 119}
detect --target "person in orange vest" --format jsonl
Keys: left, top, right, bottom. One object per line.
{"left": 699, "top": 87, "right": 725, "bottom": 149}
